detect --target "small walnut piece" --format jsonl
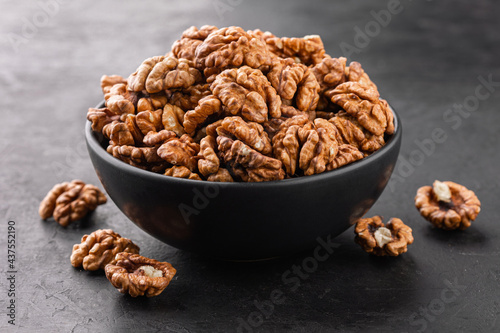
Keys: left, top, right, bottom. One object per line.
{"left": 105, "top": 253, "right": 176, "bottom": 297}
{"left": 433, "top": 180, "right": 452, "bottom": 203}
{"left": 415, "top": 181, "right": 481, "bottom": 230}
{"left": 39, "top": 180, "right": 107, "bottom": 227}
{"left": 70, "top": 229, "right": 140, "bottom": 271}
{"left": 354, "top": 216, "right": 414, "bottom": 256}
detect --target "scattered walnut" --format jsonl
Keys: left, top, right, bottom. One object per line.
{"left": 164, "top": 166, "right": 202, "bottom": 181}
{"left": 263, "top": 34, "right": 326, "bottom": 65}
{"left": 218, "top": 136, "right": 285, "bottom": 182}
{"left": 105, "top": 253, "right": 176, "bottom": 297}
{"left": 195, "top": 26, "right": 272, "bottom": 79}
{"left": 39, "top": 180, "right": 107, "bottom": 227}
{"left": 355, "top": 216, "right": 414, "bottom": 256}
{"left": 211, "top": 66, "right": 281, "bottom": 123}
{"left": 70, "top": 229, "right": 140, "bottom": 271}
{"left": 415, "top": 181, "right": 481, "bottom": 230}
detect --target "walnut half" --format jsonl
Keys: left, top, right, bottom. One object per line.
{"left": 415, "top": 180, "right": 481, "bottom": 230}
{"left": 105, "top": 253, "right": 176, "bottom": 297}
{"left": 354, "top": 216, "right": 414, "bottom": 256}
{"left": 70, "top": 229, "right": 140, "bottom": 271}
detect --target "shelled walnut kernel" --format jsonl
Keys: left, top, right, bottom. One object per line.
{"left": 415, "top": 180, "right": 481, "bottom": 230}
{"left": 354, "top": 216, "right": 414, "bottom": 256}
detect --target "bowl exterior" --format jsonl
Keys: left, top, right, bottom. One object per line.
{"left": 86, "top": 107, "right": 401, "bottom": 260}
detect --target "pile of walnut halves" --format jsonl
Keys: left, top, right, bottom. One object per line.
{"left": 87, "top": 25, "right": 395, "bottom": 182}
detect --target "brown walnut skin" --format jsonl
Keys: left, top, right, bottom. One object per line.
{"left": 211, "top": 66, "right": 281, "bottom": 123}
{"left": 326, "top": 81, "right": 394, "bottom": 136}
{"left": 39, "top": 180, "right": 107, "bottom": 227}
{"left": 105, "top": 253, "right": 177, "bottom": 297}
{"left": 194, "top": 26, "right": 272, "bottom": 79}
{"left": 415, "top": 181, "right": 481, "bottom": 230}
{"left": 71, "top": 229, "right": 140, "bottom": 271}
{"left": 90, "top": 25, "right": 394, "bottom": 182}
{"left": 355, "top": 216, "right": 414, "bottom": 256}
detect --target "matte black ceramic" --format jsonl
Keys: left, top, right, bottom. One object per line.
{"left": 86, "top": 102, "right": 402, "bottom": 260}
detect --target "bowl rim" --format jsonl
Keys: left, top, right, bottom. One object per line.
{"left": 86, "top": 101, "right": 401, "bottom": 187}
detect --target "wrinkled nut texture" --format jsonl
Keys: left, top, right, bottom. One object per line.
{"left": 327, "top": 81, "right": 394, "bottom": 136}
{"left": 107, "top": 144, "right": 168, "bottom": 173}
{"left": 195, "top": 26, "right": 272, "bottom": 78}
{"left": 217, "top": 116, "right": 272, "bottom": 155}
{"left": 101, "top": 75, "right": 127, "bottom": 94}
{"left": 198, "top": 135, "right": 220, "bottom": 177}
{"left": 87, "top": 107, "right": 120, "bottom": 132}
{"left": 267, "top": 58, "right": 320, "bottom": 111}
{"left": 218, "top": 136, "right": 284, "bottom": 182}
{"left": 171, "top": 25, "right": 218, "bottom": 61}
{"left": 127, "top": 56, "right": 165, "bottom": 92}
{"left": 207, "top": 168, "right": 234, "bottom": 182}
{"left": 327, "top": 144, "right": 364, "bottom": 171}
{"left": 167, "top": 83, "right": 211, "bottom": 112}
{"left": 39, "top": 180, "right": 107, "bottom": 227}
{"left": 183, "top": 95, "right": 222, "bottom": 135}
{"left": 157, "top": 134, "right": 200, "bottom": 171}
{"left": 89, "top": 25, "right": 395, "bottom": 182}
{"left": 161, "top": 104, "right": 186, "bottom": 137}
{"left": 355, "top": 216, "right": 414, "bottom": 256}
{"left": 164, "top": 166, "right": 202, "bottom": 180}
{"left": 312, "top": 57, "right": 347, "bottom": 93}
{"left": 137, "top": 93, "right": 169, "bottom": 112}
{"left": 264, "top": 35, "right": 326, "bottom": 65}
{"left": 415, "top": 181, "right": 481, "bottom": 230}
{"left": 70, "top": 229, "right": 140, "bottom": 271}
{"left": 329, "top": 112, "right": 385, "bottom": 153}
{"left": 211, "top": 66, "right": 281, "bottom": 123}
{"left": 104, "top": 83, "right": 139, "bottom": 116}
{"left": 146, "top": 57, "right": 202, "bottom": 93}
{"left": 105, "top": 253, "right": 176, "bottom": 297}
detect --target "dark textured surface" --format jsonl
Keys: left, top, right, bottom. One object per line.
{"left": 1, "top": 0, "right": 499, "bottom": 332}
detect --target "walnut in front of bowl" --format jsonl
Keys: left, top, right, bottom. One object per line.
{"left": 39, "top": 180, "right": 107, "bottom": 227}
{"left": 105, "top": 253, "right": 176, "bottom": 297}
{"left": 415, "top": 180, "right": 481, "bottom": 230}
{"left": 355, "top": 216, "right": 414, "bottom": 256}
{"left": 71, "top": 229, "right": 140, "bottom": 271}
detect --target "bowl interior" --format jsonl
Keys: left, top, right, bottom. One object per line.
{"left": 86, "top": 102, "right": 402, "bottom": 260}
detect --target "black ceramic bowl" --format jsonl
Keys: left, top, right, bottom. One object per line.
{"left": 86, "top": 102, "right": 402, "bottom": 260}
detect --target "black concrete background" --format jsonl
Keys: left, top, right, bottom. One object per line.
{"left": 1, "top": 0, "right": 499, "bottom": 332}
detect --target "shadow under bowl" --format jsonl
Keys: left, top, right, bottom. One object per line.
{"left": 86, "top": 102, "right": 402, "bottom": 260}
